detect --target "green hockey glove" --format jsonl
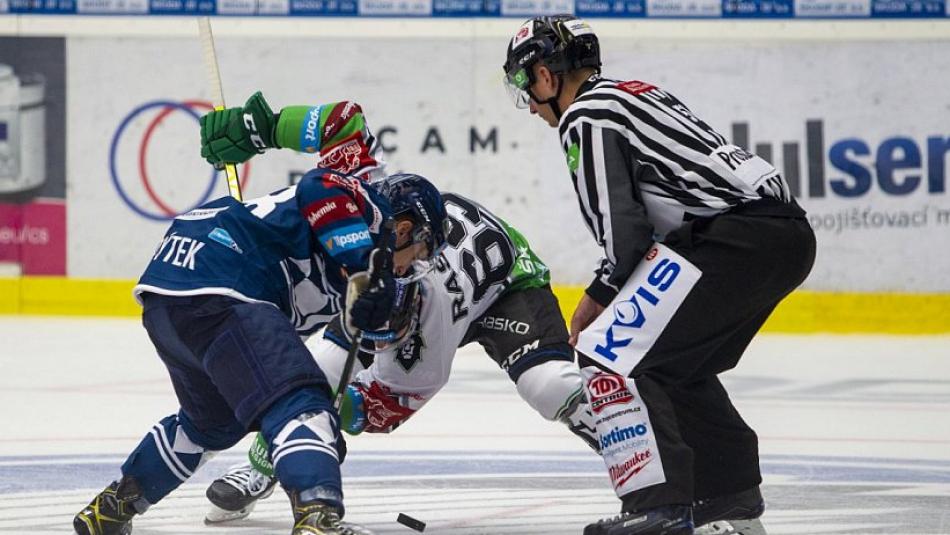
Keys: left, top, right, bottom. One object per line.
{"left": 200, "top": 91, "right": 279, "bottom": 166}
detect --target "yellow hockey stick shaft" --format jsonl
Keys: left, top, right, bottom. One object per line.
{"left": 197, "top": 17, "right": 243, "bottom": 202}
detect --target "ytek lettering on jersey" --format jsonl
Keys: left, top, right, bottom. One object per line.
{"left": 152, "top": 233, "right": 205, "bottom": 270}
{"left": 594, "top": 259, "right": 680, "bottom": 362}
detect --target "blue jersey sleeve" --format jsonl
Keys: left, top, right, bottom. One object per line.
{"left": 296, "top": 169, "right": 387, "bottom": 273}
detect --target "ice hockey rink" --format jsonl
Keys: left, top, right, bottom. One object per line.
{"left": 2, "top": 317, "right": 949, "bottom": 535}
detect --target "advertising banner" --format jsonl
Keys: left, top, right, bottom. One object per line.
{"left": 3, "top": 0, "right": 948, "bottom": 17}
{"left": 66, "top": 35, "right": 950, "bottom": 291}
{"left": 0, "top": 37, "right": 67, "bottom": 276}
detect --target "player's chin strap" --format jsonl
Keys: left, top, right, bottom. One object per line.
{"left": 538, "top": 71, "right": 600, "bottom": 121}
{"left": 528, "top": 72, "right": 566, "bottom": 120}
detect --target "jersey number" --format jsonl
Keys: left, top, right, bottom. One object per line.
{"left": 444, "top": 195, "right": 514, "bottom": 303}
{"left": 245, "top": 186, "right": 298, "bottom": 219}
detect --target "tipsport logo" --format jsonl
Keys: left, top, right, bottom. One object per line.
{"left": 322, "top": 225, "right": 371, "bottom": 252}
{"left": 109, "top": 100, "right": 252, "bottom": 222}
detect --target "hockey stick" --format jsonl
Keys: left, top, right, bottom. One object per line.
{"left": 334, "top": 221, "right": 394, "bottom": 411}
{"left": 197, "top": 17, "right": 243, "bottom": 202}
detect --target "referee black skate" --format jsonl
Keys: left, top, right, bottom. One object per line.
{"left": 503, "top": 15, "right": 816, "bottom": 535}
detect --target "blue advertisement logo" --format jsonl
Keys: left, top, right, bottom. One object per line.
{"left": 594, "top": 259, "right": 681, "bottom": 362}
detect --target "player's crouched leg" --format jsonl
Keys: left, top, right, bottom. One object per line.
{"left": 260, "top": 388, "right": 373, "bottom": 535}
{"left": 74, "top": 412, "right": 242, "bottom": 535}
{"left": 514, "top": 358, "right": 599, "bottom": 452}
{"left": 476, "top": 286, "right": 600, "bottom": 452}
{"left": 73, "top": 478, "right": 145, "bottom": 535}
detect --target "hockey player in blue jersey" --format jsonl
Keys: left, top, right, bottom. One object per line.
{"left": 72, "top": 168, "right": 450, "bottom": 535}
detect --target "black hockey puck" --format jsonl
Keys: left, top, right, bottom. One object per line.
{"left": 397, "top": 512, "right": 426, "bottom": 532}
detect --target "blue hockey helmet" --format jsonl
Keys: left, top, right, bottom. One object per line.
{"left": 376, "top": 173, "right": 451, "bottom": 282}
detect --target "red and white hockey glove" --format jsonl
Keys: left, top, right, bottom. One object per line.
{"left": 340, "top": 381, "right": 417, "bottom": 434}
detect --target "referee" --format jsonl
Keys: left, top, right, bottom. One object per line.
{"left": 503, "top": 15, "right": 816, "bottom": 535}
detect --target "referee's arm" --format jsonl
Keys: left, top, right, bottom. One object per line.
{"left": 567, "top": 120, "right": 654, "bottom": 307}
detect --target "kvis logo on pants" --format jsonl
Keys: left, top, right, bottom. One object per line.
{"left": 576, "top": 243, "right": 701, "bottom": 376}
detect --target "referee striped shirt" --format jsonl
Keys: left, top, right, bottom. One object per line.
{"left": 558, "top": 76, "right": 793, "bottom": 305}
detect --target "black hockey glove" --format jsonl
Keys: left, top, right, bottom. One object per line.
{"left": 346, "top": 248, "right": 396, "bottom": 332}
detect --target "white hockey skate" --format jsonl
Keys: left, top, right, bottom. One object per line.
{"left": 694, "top": 518, "right": 767, "bottom": 535}
{"left": 204, "top": 462, "right": 276, "bottom": 523}
{"left": 693, "top": 486, "right": 767, "bottom": 535}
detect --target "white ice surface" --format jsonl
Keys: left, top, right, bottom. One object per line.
{"left": 2, "top": 317, "right": 949, "bottom": 534}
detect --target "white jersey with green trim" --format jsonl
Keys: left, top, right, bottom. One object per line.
{"left": 306, "top": 192, "right": 587, "bottom": 436}
{"left": 350, "top": 192, "right": 548, "bottom": 405}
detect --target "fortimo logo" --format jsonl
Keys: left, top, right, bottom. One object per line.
{"left": 732, "top": 119, "right": 948, "bottom": 198}
{"left": 594, "top": 258, "right": 680, "bottom": 362}
{"left": 600, "top": 424, "right": 649, "bottom": 450}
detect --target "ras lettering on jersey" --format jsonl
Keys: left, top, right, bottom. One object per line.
{"left": 438, "top": 255, "right": 469, "bottom": 323}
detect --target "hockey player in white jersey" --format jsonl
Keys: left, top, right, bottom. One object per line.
{"left": 203, "top": 189, "right": 600, "bottom": 524}
{"left": 194, "top": 91, "right": 597, "bottom": 525}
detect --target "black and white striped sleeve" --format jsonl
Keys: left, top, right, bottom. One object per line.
{"left": 563, "top": 119, "right": 654, "bottom": 307}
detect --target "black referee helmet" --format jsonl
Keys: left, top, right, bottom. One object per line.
{"left": 502, "top": 15, "right": 601, "bottom": 109}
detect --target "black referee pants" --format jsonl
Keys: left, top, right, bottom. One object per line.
{"left": 583, "top": 202, "right": 816, "bottom": 512}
